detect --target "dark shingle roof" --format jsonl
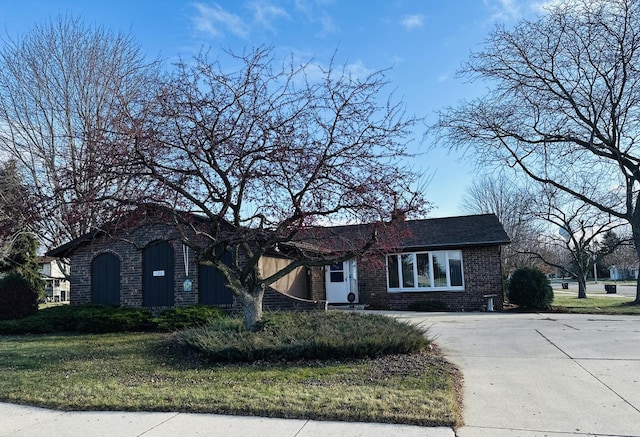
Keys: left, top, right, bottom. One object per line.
{"left": 48, "top": 210, "right": 510, "bottom": 259}
{"left": 46, "top": 204, "right": 221, "bottom": 258}
{"left": 289, "top": 213, "right": 510, "bottom": 254}
{"left": 398, "top": 213, "right": 511, "bottom": 250}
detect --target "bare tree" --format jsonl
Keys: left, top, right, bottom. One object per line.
{"left": 602, "top": 231, "right": 639, "bottom": 279}
{"left": 0, "top": 15, "right": 160, "bottom": 249}
{"left": 435, "top": 0, "right": 640, "bottom": 303}
{"left": 523, "top": 187, "right": 625, "bottom": 298}
{"left": 0, "top": 160, "right": 31, "bottom": 242}
{"left": 0, "top": 159, "right": 35, "bottom": 266}
{"left": 126, "top": 47, "right": 425, "bottom": 328}
{"left": 461, "top": 173, "right": 543, "bottom": 275}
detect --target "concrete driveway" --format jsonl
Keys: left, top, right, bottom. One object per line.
{"left": 393, "top": 312, "right": 640, "bottom": 437}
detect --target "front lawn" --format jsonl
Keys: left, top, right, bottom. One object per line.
{"left": 551, "top": 294, "right": 640, "bottom": 314}
{"left": 0, "top": 313, "right": 462, "bottom": 427}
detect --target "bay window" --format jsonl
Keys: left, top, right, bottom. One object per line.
{"left": 387, "top": 250, "right": 464, "bottom": 291}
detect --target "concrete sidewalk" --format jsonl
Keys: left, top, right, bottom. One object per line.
{"left": 395, "top": 312, "right": 640, "bottom": 437}
{"left": 0, "top": 402, "right": 454, "bottom": 436}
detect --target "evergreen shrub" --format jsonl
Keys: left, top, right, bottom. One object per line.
{"left": 152, "top": 305, "right": 226, "bottom": 331}
{"left": 74, "top": 306, "right": 154, "bottom": 333}
{"left": 0, "top": 304, "right": 226, "bottom": 334}
{"left": 177, "top": 311, "right": 430, "bottom": 362}
{"left": 0, "top": 273, "right": 39, "bottom": 320}
{"left": 507, "top": 267, "right": 554, "bottom": 310}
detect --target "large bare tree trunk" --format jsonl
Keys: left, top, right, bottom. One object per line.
{"left": 634, "top": 243, "right": 640, "bottom": 304}
{"left": 238, "top": 287, "right": 264, "bottom": 331}
{"left": 631, "top": 215, "right": 640, "bottom": 304}
{"left": 577, "top": 275, "right": 587, "bottom": 299}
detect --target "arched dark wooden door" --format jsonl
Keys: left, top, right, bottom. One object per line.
{"left": 199, "top": 251, "right": 233, "bottom": 306}
{"left": 91, "top": 253, "right": 121, "bottom": 305}
{"left": 143, "top": 240, "right": 174, "bottom": 307}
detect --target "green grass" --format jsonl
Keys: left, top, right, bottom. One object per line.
{"left": 0, "top": 331, "right": 461, "bottom": 427}
{"left": 551, "top": 294, "right": 640, "bottom": 314}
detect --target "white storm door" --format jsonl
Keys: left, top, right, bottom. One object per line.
{"left": 325, "top": 260, "right": 358, "bottom": 303}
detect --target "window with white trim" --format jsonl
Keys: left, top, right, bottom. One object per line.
{"left": 386, "top": 250, "right": 464, "bottom": 291}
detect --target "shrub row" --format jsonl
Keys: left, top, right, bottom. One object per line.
{"left": 0, "top": 304, "right": 226, "bottom": 334}
{"left": 177, "top": 311, "right": 430, "bottom": 362}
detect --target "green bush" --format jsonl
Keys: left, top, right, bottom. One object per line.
{"left": 74, "top": 306, "right": 155, "bottom": 333}
{"left": 177, "top": 311, "right": 430, "bottom": 362}
{"left": 0, "top": 305, "right": 154, "bottom": 334}
{"left": 0, "top": 273, "right": 39, "bottom": 320}
{"left": 0, "top": 304, "right": 233, "bottom": 334}
{"left": 0, "top": 304, "right": 78, "bottom": 333}
{"left": 507, "top": 267, "right": 554, "bottom": 310}
{"left": 408, "top": 300, "right": 448, "bottom": 312}
{"left": 152, "top": 305, "right": 226, "bottom": 331}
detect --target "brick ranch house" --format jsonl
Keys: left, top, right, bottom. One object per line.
{"left": 47, "top": 211, "right": 510, "bottom": 312}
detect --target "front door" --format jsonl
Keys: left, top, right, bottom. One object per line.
{"left": 143, "top": 240, "right": 174, "bottom": 307}
{"left": 325, "top": 259, "right": 358, "bottom": 304}
{"left": 91, "top": 252, "right": 120, "bottom": 305}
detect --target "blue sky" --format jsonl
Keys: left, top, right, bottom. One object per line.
{"left": 0, "top": 0, "right": 552, "bottom": 218}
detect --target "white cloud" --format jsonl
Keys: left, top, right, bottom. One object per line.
{"left": 401, "top": 14, "right": 424, "bottom": 31}
{"left": 297, "top": 58, "right": 374, "bottom": 85}
{"left": 345, "top": 60, "right": 374, "bottom": 80}
{"left": 293, "top": 0, "right": 338, "bottom": 36}
{"left": 192, "top": 3, "right": 249, "bottom": 38}
{"left": 530, "top": 0, "right": 563, "bottom": 13}
{"left": 293, "top": 0, "right": 312, "bottom": 16}
{"left": 483, "top": 0, "right": 522, "bottom": 21}
{"left": 437, "top": 72, "right": 449, "bottom": 83}
{"left": 482, "top": 0, "right": 572, "bottom": 21}
{"left": 249, "top": 1, "right": 290, "bottom": 31}
{"left": 390, "top": 55, "right": 404, "bottom": 65}
{"left": 317, "top": 11, "right": 338, "bottom": 35}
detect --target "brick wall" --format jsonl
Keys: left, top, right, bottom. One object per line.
{"left": 460, "top": 245, "right": 504, "bottom": 310}
{"left": 69, "top": 224, "right": 201, "bottom": 309}
{"left": 68, "top": 222, "right": 504, "bottom": 313}
{"left": 68, "top": 223, "right": 327, "bottom": 312}
{"left": 356, "top": 258, "right": 389, "bottom": 309}
{"left": 309, "top": 266, "right": 325, "bottom": 301}
{"left": 355, "top": 245, "right": 505, "bottom": 311}
{"left": 262, "top": 286, "right": 326, "bottom": 311}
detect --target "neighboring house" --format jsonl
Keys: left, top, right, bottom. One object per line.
{"left": 38, "top": 256, "right": 70, "bottom": 302}
{"left": 609, "top": 266, "right": 639, "bottom": 281}
{"left": 47, "top": 209, "right": 509, "bottom": 312}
